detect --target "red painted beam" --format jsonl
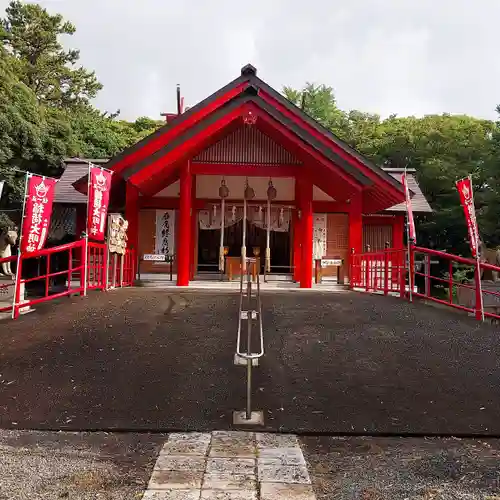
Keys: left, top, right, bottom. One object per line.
{"left": 258, "top": 89, "right": 405, "bottom": 204}
{"left": 249, "top": 105, "right": 362, "bottom": 194}
{"left": 312, "top": 201, "right": 350, "bottom": 213}
{"left": 110, "top": 82, "right": 249, "bottom": 176}
{"left": 191, "top": 163, "right": 300, "bottom": 178}
{"left": 140, "top": 197, "right": 180, "bottom": 209}
{"left": 129, "top": 107, "right": 246, "bottom": 189}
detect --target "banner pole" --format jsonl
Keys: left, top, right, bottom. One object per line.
{"left": 12, "top": 172, "right": 29, "bottom": 319}
{"left": 83, "top": 163, "right": 92, "bottom": 297}
{"left": 468, "top": 175, "right": 484, "bottom": 322}
{"left": 403, "top": 166, "right": 413, "bottom": 302}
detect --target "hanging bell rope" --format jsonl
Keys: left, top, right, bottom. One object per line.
{"left": 266, "top": 179, "right": 277, "bottom": 273}
{"left": 218, "top": 178, "right": 229, "bottom": 272}
{"left": 242, "top": 178, "right": 255, "bottom": 273}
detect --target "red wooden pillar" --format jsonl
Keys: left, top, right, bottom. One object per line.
{"left": 125, "top": 182, "right": 140, "bottom": 280}
{"left": 392, "top": 214, "right": 405, "bottom": 249}
{"left": 348, "top": 192, "right": 363, "bottom": 283}
{"left": 190, "top": 175, "right": 197, "bottom": 280}
{"left": 300, "top": 177, "right": 313, "bottom": 288}
{"left": 292, "top": 179, "right": 302, "bottom": 282}
{"left": 125, "top": 182, "right": 139, "bottom": 253}
{"left": 177, "top": 162, "right": 192, "bottom": 286}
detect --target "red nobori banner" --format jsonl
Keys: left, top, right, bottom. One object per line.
{"left": 456, "top": 177, "right": 480, "bottom": 257}
{"left": 87, "top": 165, "right": 112, "bottom": 241}
{"left": 402, "top": 172, "right": 416, "bottom": 243}
{"left": 21, "top": 175, "right": 57, "bottom": 254}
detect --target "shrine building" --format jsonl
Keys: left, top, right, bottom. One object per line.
{"left": 55, "top": 64, "right": 431, "bottom": 288}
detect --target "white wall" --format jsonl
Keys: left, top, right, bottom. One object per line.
{"left": 195, "top": 175, "right": 294, "bottom": 200}
{"left": 152, "top": 175, "right": 334, "bottom": 201}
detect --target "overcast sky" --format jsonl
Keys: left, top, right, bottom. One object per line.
{"left": 2, "top": 0, "right": 499, "bottom": 121}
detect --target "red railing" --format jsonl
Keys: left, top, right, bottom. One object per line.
{"left": 87, "top": 242, "right": 107, "bottom": 290}
{"left": 13, "top": 240, "right": 86, "bottom": 319}
{"left": 412, "top": 246, "right": 500, "bottom": 322}
{"left": 350, "top": 247, "right": 407, "bottom": 296}
{"left": 122, "top": 248, "right": 136, "bottom": 287}
{"left": 105, "top": 248, "right": 136, "bottom": 288}
{"left": 4, "top": 239, "right": 137, "bottom": 320}
{"left": 350, "top": 245, "right": 500, "bottom": 322}
{"left": 0, "top": 255, "right": 17, "bottom": 313}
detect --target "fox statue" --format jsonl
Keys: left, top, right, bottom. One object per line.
{"left": 0, "top": 228, "right": 18, "bottom": 278}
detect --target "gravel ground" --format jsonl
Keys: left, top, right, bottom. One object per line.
{"left": 301, "top": 435, "right": 500, "bottom": 499}
{"left": 1, "top": 288, "right": 500, "bottom": 434}
{"left": 1, "top": 430, "right": 500, "bottom": 499}
{"left": 0, "top": 430, "right": 165, "bottom": 500}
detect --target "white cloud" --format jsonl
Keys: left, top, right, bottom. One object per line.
{"left": 2, "top": 0, "right": 499, "bottom": 120}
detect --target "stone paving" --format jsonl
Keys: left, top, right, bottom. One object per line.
{"left": 143, "top": 431, "right": 316, "bottom": 500}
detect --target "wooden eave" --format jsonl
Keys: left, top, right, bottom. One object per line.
{"left": 73, "top": 64, "right": 405, "bottom": 212}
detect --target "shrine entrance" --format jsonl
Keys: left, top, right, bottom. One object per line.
{"left": 197, "top": 205, "right": 292, "bottom": 278}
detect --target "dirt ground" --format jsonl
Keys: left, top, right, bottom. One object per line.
{"left": 1, "top": 288, "right": 500, "bottom": 435}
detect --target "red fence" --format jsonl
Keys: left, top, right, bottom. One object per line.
{"left": 350, "top": 247, "right": 407, "bottom": 296}
{"left": 1, "top": 239, "right": 136, "bottom": 320}
{"left": 350, "top": 245, "right": 500, "bottom": 322}
{"left": 87, "top": 242, "right": 107, "bottom": 290}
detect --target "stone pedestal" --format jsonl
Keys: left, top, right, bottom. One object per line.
{"left": 0, "top": 275, "right": 29, "bottom": 317}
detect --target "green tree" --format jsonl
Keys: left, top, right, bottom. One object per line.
{"left": 1, "top": 0, "right": 102, "bottom": 108}
{"left": 283, "top": 83, "right": 348, "bottom": 137}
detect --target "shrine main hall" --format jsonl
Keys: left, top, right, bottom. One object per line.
{"left": 57, "top": 64, "right": 431, "bottom": 288}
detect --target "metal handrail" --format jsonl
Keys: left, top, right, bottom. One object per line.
{"left": 236, "top": 257, "right": 264, "bottom": 360}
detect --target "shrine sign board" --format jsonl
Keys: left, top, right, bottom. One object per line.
{"left": 143, "top": 254, "right": 167, "bottom": 262}
{"left": 321, "top": 259, "right": 342, "bottom": 268}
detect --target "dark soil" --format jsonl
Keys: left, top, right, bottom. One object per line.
{"left": 1, "top": 288, "right": 499, "bottom": 435}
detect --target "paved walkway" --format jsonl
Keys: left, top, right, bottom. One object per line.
{"left": 143, "top": 431, "right": 315, "bottom": 499}
{"left": 1, "top": 288, "right": 500, "bottom": 435}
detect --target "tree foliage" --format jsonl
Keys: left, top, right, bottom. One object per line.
{"left": 0, "top": 1, "right": 161, "bottom": 228}
{"left": 284, "top": 83, "right": 500, "bottom": 254}
{"left": 1, "top": 0, "right": 500, "bottom": 253}
{"left": 1, "top": 0, "right": 101, "bottom": 108}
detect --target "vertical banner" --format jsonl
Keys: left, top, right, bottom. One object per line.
{"left": 456, "top": 177, "right": 480, "bottom": 257}
{"left": 401, "top": 172, "right": 416, "bottom": 243}
{"left": 87, "top": 165, "right": 112, "bottom": 241}
{"left": 21, "top": 175, "right": 58, "bottom": 253}
{"left": 456, "top": 176, "right": 484, "bottom": 321}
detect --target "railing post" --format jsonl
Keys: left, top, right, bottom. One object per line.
{"left": 399, "top": 251, "right": 405, "bottom": 298}
{"left": 409, "top": 244, "right": 415, "bottom": 299}
{"left": 349, "top": 248, "right": 354, "bottom": 289}
{"left": 13, "top": 256, "right": 23, "bottom": 320}
{"left": 365, "top": 255, "right": 370, "bottom": 292}
{"left": 424, "top": 253, "right": 431, "bottom": 297}
{"left": 384, "top": 243, "right": 389, "bottom": 296}
{"left": 474, "top": 257, "right": 484, "bottom": 321}
{"left": 80, "top": 236, "right": 88, "bottom": 296}
{"left": 448, "top": 260, "right": 453, "bottom": 305}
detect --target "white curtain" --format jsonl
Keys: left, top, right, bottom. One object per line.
{"left": 199, "top": 205, "right": 291, "bottom": 232}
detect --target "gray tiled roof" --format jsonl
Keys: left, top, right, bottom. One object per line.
{"left": 54, "top": 158, "right": 108, "bottom": 204}
{"left": 383, "top": 168, "right": 432, "bottom": 213}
